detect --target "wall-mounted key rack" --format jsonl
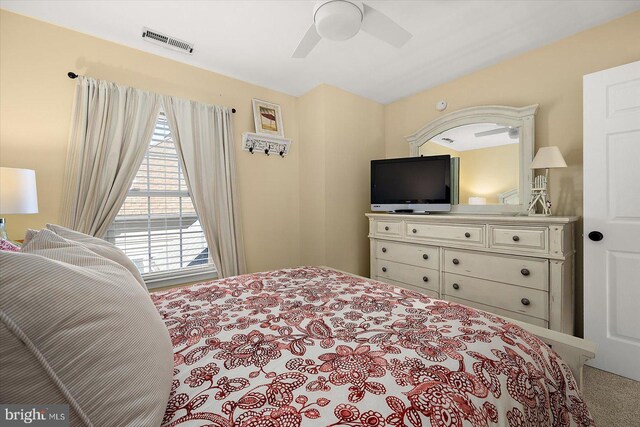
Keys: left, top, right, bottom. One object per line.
{"left": 242, "top": 132, "right": 292, "bottom": 157}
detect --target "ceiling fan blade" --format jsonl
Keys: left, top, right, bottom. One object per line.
{"left": 475, "top": 127, "right": 510, "bottom": 138}
{"left": 292, "top": 24, "right": 321, "bottom": 58}
{"left": 360, "top": 3, "right": 412, "bottom": 48}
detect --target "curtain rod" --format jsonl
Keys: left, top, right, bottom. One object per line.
{"left": 67, "top": 72, "right": 237, "bottom": 113}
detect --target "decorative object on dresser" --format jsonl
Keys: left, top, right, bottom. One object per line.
{"left": 0, "top": 167, "right": 38, "bottom": 240}
{"left": 252, "top": 98, "right": 284, "bottom": 137}
{"left": 528, "top": 146, "right": 567, "bottom": 216}
{"left": 367, "top": 213, "right": 578, "bottom": 334}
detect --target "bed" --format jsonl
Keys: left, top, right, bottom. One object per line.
{"left": 152, "top": 266, "right": 594, "bottom": 427}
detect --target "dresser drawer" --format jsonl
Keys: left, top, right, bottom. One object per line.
{"left": 375, "top": 240, "right": 439, "bottom": 269}
{"left": 374, "top": 276, "right": 439, "bottom": 299}
{"left": 375, "top": 220, "right": 402, "bottom": 236}
{"left": 446, "top": 296, "right": 549, "bottom": 328}
{"left": 443, "top": 249, "right": 548, "bottom": 291}
{"left": 375, "top": 259, "right": 439, "bottom": 293}
{"left": 406, "top": 222, "right": 485, "bottom": 245}
{"left": 490, "top": 226, "right": 548, "bottom": 252}
{"left": 443, "top": 273, "right": 548, "bottom": 320}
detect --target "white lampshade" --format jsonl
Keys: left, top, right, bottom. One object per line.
{"left": 468, "top": 197, "right": 487, "bottom": 205}
{"left": 0, "top": 167, "right": 39, "bottom": 214}
{"left": 530, "top": 146, "right": 567, "bottom": 169}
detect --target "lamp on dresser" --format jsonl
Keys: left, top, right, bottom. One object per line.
{"left": 0, "top": 167, "right": 39, "bottom": 240}
{"left": 528, "top": 146, "right": 567, "bottom": 216}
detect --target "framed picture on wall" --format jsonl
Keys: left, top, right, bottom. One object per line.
{"left": 252, "top": 99, "right": 284, "bottom": 137}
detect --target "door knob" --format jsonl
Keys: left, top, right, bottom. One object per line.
{"left": 588, "top": 231, "right": 604, "bottom": 242}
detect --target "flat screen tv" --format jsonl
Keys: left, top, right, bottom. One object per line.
{"left": 371, "top": 155, "right": 451, "bottom": 213}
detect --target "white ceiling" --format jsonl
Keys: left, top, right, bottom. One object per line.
{"left": 1, "top": 0, "right": 638, "bottom": 104}
{"left": 431, "top": 123, "right": 518, "bottom": 152}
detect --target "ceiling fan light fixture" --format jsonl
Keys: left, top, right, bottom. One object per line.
{"left": 314, "top": 0, "right": 364, "bottom": 41}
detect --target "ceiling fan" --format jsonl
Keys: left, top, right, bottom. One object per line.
{"left": 292, "top": 0, "right": 412, "bottom": 58}
{"left": 475, "top": 127, "right": 520, "bottom": 139}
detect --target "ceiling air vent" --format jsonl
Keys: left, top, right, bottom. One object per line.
{"left": 142, "top": 27, "right": 194, "bottom": 54}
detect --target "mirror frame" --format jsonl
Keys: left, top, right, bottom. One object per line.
{"left": 406, "top": 104, "right": 539, "bottom": 214}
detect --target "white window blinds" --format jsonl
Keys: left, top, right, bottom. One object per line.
{"left": 105, "top": 112, "right": 215, "bottom": 282}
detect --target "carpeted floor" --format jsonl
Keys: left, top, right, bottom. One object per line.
{"left": 583, "top": 366, "right": 640, "bottom": 426}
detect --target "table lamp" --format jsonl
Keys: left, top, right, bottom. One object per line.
{"left": 0, "top": 167, "right": 39, "bottom": 240}
{"left": 527, "top": 147, "right": 566, "bottom": 216}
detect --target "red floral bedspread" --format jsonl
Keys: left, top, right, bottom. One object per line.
{"left": 151, "top": 267, "right": 593, "bottom": 427}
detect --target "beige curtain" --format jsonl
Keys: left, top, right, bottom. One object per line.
{"left": 61, "top": 77, "right": 160, "bottom": 237}
{"left": 161, "top": 96, "right": 246, "bottom": 278}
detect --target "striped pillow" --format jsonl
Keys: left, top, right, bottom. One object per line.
{"left": 0, "top": 229, "right": 173, "bottom": 426}
{"left": 44, "top": 223, "right": 147, "bottom": 290}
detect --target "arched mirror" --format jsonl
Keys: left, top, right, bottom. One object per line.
{"left": 406, "top": 105, "right": 538, "bottom": 214}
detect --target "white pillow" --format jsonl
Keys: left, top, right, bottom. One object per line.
{"left": 44, "top": 223, "right": 147, "bottom": 290}
{"left": 0, "top": 230, "right": 173, "bottom": 426}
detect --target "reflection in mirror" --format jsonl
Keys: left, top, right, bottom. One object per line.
{"left": 419, "top": 123, "right": 520, "bottom": 206}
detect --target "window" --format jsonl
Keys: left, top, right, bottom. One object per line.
{"left": 105, "top": 112, "right": 215, "bottom": 287}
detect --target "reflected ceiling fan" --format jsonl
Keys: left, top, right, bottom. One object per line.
{"left": 292, "top": 0, "right": 412, "bottom": 58}
{"left": 475, "top": 127, "right": 520, "bottom": 139}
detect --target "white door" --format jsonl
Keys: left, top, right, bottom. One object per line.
{"left": 584, "top": 60, "right": 640, "bottom": 381}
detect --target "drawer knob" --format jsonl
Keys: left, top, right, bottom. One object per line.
{"left": 452, "top": 258, "right": 460, "bottom": 265}
{"left": 382, "top": 267, "right": 387, "bottom": 273}
{"left": 382, "top": 247, "right": 387, "bottom": 253}
{"left": 464, "top": 232, "right": 471, "bottom": 238}
{"left": 422, "top": 254, "right": 429, "bottom": 260}
{"left": 384, "top": 226, "right": 389, "bottom": 231}
{"left": 422, "top": 276, "right": 429, "bottom": 282}
{"left": 521, "top": 298, "right": 530, "bottom": 306}
{"left": 512, "top": 235, "right": 520, "bottom": 242}
{"left": 412, "top": 228, "right": 417, "bottom": 234}
{"left": 521, "top": 268, "right": 530, "bottom": 276}
{"left": 452, "top": 283, "right": 460, "bottom": 290}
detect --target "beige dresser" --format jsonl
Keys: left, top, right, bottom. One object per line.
{"left": 367, "top": 213, "right": 578, "bottom": 334}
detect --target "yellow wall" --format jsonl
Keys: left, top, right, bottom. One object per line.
{"left": 0, "top": 10, "right": 301, "bottom": 273}
{"left": 324, "top": 85, "right": 385, "bottom": 276}
{"left": 298, "top": 86, "right": 327, "bottom": 266}
{"left": 419, "top": 141, "right": 460, "bottom": 157}
{"left": 418, "top": 142, "right": 519, "bottom": 204}
{"left": 298, "top": 85, "right": 385, "bottom": 276}
{"left": 385, "top": 11, "right": 640, "bottom": 335}
{"left": 0, "top": 10, "right": 383, "bottom": 278}
{"left": 458, "top": 144, "right": 519, "bottom": 204}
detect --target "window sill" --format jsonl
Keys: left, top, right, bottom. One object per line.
{"left": 144, "top": 266, "right": 218, "bottom": 290}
